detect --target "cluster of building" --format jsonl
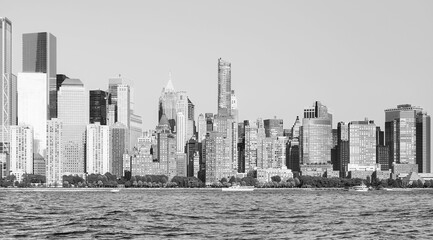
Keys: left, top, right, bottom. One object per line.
{"left": 0, "top": 17, "right": 431, "bottom": 187}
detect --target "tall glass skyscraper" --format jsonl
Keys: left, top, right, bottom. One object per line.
{"left": 300, "top": 101, "right": 333, "bottom": 165}
{"left": 217, "top": 58, "right": 231, "bottom": 117}
{"left": 385, "top": 104, "right": 422, "bottom": 166}
{"left": 22, "top": 32, "right": 57, "bottom": 119}
{"left": 89, "top": 90, "right": 109, "bottom": 125}
{"left": 0, "top": 17, "right": 13, "bottom": 147}
{"left": 58, "top": 79, "right": 88, "bottom": 175}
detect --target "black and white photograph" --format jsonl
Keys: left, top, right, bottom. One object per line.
{"left": 1, "top": 0, "right": 432, "bottom": 239}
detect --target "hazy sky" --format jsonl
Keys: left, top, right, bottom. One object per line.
{"left": 3, "top": 0, "right": 433, "bottom": 131}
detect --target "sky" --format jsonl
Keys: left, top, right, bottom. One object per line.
{"left": 3, "top": 0, "right": 433, "bottom": 132}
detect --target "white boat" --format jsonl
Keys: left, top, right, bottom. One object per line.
{"left": 222, "top": 185, "right": 254, "bottom": 192}
{"left": 345, "top": 184, "right": 369, "bottom": 192}
{"left": 110, "top": 189, "right": 120, "bottom": 193}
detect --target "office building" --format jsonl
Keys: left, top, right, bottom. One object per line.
{"left": 111, "top": 123, "right": 127, "bottom": 177}
{"left": 89, "top": 90, "right": 109, "bottom": 125}
{"left": 158, "top": 76, "right": 177, "bottom": 132}
{"left": 176, "top": 112, "right": 186, "bottom": 152}
{"left": 203, "top": 132, "right": 232, "bottom": 184}
{"left": 46, "top": 119, "right": 62, "bottom": 186}
{"left": 264, "top": 118, "right": 284, "bottom": 137}
{"left": 9, "top": 125, "right": 33, "bottom": 181}
{"left": 58, "top": 79, "right": 88, "bottom": 175}
{"left": 22, "top": 32, "right": 57, "bottom": 119}
{"left": 300, "top": 101, "right": 333, "bottom": 165}
{"left": 17, "top": 72, "right": 48, "bottom": 159}
{"left": 348, "top": 119, "right": 378, "bottom": 171}
{"left": 217, "top": 58, "right": 231, "bottom": 117}
{"left": 197, "top": 113, "right": 206, "bottom": 142}
{"left": 0, "top": 18, "right": 13, "bottom": 152}
{"left": 416, "top": 112, "right": 431, "bottom": 173}
{"left": 231, "top": 90, "right": 238, "bottom": 123}
{"left": 86, "top": 123, "right": 111, "bottom": 174}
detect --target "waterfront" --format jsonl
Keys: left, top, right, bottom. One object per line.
{"left": 1, "top": 189, "right": 433, "bottom": 239}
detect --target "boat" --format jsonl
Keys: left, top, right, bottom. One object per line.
{"left": 344, "top": 184, "right": 369, "bottom": 192}
{"left": 222, "top": 185, "right": 254, "bottom": 192}
{"left": 110, "top": 189, "right": 120, "bottom": 193}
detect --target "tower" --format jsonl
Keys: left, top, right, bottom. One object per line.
{"left": 217, "top": 58, "right": 231, "bottom": 117}
{"left": 22, "top": 32, "right": 57, "bottom": 119}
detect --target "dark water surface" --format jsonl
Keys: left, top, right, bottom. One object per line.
{"left": 1, "top": 189, "right": 433, "bottom": 239}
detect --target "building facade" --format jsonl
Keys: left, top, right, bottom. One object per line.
{"left": 9, "top": 125, "right": 33, "bottom": 181}
{"left": 217, "top": 58, "right": 231, "bottom": 117}
{"left": 86, "top": 123, "right": 111, "bottom": 175}
{"left": 46, "top": 119, "right": 62, "bottom": 186}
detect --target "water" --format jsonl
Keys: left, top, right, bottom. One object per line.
{"left": 1, "top": 189, "right": 433, "bottom": 239}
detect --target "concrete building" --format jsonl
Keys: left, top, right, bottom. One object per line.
{"left": 257, "top": 166, "right": 293, "bottom": 183}
{"left": 203, "top": 132, "right": 232, "bottom": 184}
{"left": 117, "top": 84, "right": 130, "bottom": 148}
{"left": 86, "top": 123, "right": 111, "bottom": 175}
{"left": 176, "top": 153, "right": 187, "bottom": 177}
{"left": 46, "top": 119, "right": 62, "bottom": 186}
{"left": 33, "top": 153, "right": 45, "bottom": 176}
{"left": 58, "top": 79, "right": 88, "bottom": 176}
{"left": 176, "top": 112, "right": 186, "bottom": 153}
{"left": 9, "top": 125, "right": 33, "bottom": 181}
{"left": 158, "top": 75, "right": 177, "bottom": 132}
{"left": 348, "top": 119, "right": 378, "bottom": 171}
{"left": 231, "top": 90, "right": 238, "bottom": 123}
{"left": 244, "top": 120, "right": 258, "bottom": 172}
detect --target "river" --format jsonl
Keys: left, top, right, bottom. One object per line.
{"left": 1, "top": 188, "right": 432, "bottom": 239}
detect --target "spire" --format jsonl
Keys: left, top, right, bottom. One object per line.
{"left": 164, "top": 72, "right": 175, "bottom": 92}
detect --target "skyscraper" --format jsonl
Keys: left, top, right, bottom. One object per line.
{"left": 22, "top": 32, "right": 57, "bottom": 119}
{"left": 89, "top": 90, "right": 109, "bottom": 125}
{"left": 117, "top": 84, "right": 131, "bottom": 150}
{"left": 217, "top": 58, "right": 231, "bottom": 117}
{"left": 336, "top": 122, "right": 349, "bottom": 176}
{"left": 17, "top": 73, "right": 48, "bottom": 157}
{"left": 187, "top": 98, "right": 195, "bottom": 140}
{"left": 0, "top": 17, "right": 13, "bottom": 152}
{"left": 110, "top": 123, "right": 127, "bottom": 177}
{"left": 176, "top": 112, "right": 186, "bottom": 153}
{"left": 264, "top": 118, "right": 284, "bottom": 137}
{"left": 197, "top": 113, "right": 206, "bottom": 142}
{"left": 86, "top": 123, "right": 111, "bottom": 174}
{"left": 300, "top": 101, "right": 333, "bottom": 165}
{"left": 46, "top": 119, "right": 62, "bottom": 186}
{"left": 231, "top": 90, "right": 238, "bottom": 123}
{"left": 158, "top": 75, "right": 177, "bottom": 132}
{"left": 58, "top": 79, "right": 88, "bottom": 176}
{"left": 385, "top": 104, "right": 422, "bottom": 167}
{"left": 416, "top": 111, "right": 431, "bottom": 173}
{"left": 348, "top": 119, "right": 377, "bottom": 171}
{"left": 9, "top": 125, "right": 33, "bottom": 182}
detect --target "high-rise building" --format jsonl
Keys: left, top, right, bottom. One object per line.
{"left": 156, "top": 115, "right": 177, "bottom": 179}
{"left": 217, "top": 58, "right": 231, "bottom": 117}
{"left": 176, "top": 112, "right": 186, "bottom": 153}
{"left": 117, "top": 84, "right": 130, "bottom": 129}
{"left": 158, "top": 75, "right": 177, "bottom": 132}
{"left": 300, "top": 101, "right": 333, "bottom": 165}
{"left": 187, "top": 98, "right": 195, "bottom": 140}
{"left": 244, "top": 120, "right": 258, "bottom": 171}
{"left": 348, "top": 119, "right": 377, "bottom": 171}
{"left": 336, "top": 122, "right": 349, "bottom": 176}
{"left": 197, "top": 113, "right": 206, "bottom": 142}
{"left": 264, "top": 118, "right": 284, "bottom": 137}
{"left": 205, "top": 113, "right": 214, "bottom": 133}
{"left": 86, "top": 123, "right": 111, "bottom": 174}
{"left": 33, "top": 153, "right": 45, "bottom": 176}
{"left": 17, "top": 73, "right": 48, "bottom": 157}
{"left": 0, "top": 18, "right": 13, "bottom": 153}
{"left": 130, "top": 112, "right": 142, "bottom": 150}
{"left": 89, "top": 90, "right": 109, "bottom": 125}
{"left": 416, "top": 112, "right": 431, "bottom": 173}
{"left": 186, "top": 137, "right": 200, "bottom": 177}
{"left": 385, "top": 104, "right": 422, "bottom": 167}
{"left": 22, "top": 32, "right": 57, "bottom": 119}
{"left": 58, "top": 79, "right": 88, "bottom": 176}
{"left": 176, "top": 153, "right": 187, "bottom": 177}
{"left": 46, "top": 119, "right": 62, "bottom": 186}
{"left": 111, "top": 123, "right": 127, "bottom": 177}
{"left": 231, "top": 90, "right": 238, "bottom": 123}
{"left": 108, "top": 77, "right": 122, "bottom": 105}
{"left": 9, "top": 125, "right": 33, "bottom": 181}
{"left": 203, "top": 132, "right": 231, "bottom": 184}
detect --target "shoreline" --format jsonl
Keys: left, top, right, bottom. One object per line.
{"left": 1, "top": 187, "right": 433, "bottom": 192}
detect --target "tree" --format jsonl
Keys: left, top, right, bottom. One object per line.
{"left": 228, "top": 176, "right": 236, "bottom": 184}
{"left": 221, "top": 177, "right": 228, "bottom": 183}
{"left": 271, "top": 175, "right": 281, "bottom": 183}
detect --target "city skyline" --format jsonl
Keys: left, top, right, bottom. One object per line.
{"left": 3, "top": 0, "right": 432, "bottom": 132}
